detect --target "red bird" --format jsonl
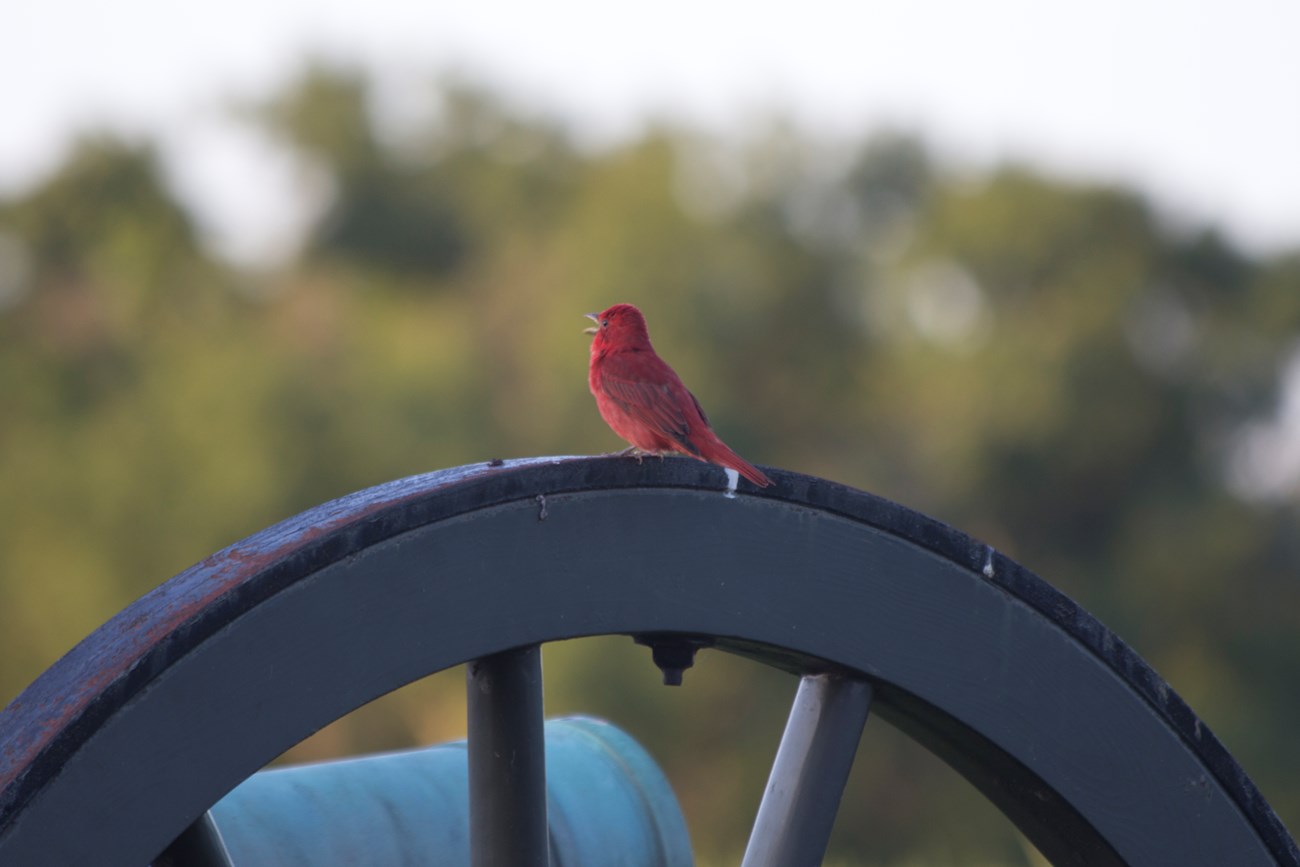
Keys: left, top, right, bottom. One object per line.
{"left": 586, "top": 303, "right": 772, "bottom": 488}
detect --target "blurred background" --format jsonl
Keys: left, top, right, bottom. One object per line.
{"left": 3, "top": 2, "right": 1299, "bottom": 864}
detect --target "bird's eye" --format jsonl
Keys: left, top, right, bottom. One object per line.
{"left": 601, "top": 319, "right": 609, "bottom": 327}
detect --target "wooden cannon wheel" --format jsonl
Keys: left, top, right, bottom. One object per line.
{"left": 0, "top": 457, "right": 1296, "bottom": 865}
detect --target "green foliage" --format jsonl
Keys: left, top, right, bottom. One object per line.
{"left": 2, "top": 63, "right": 1298, "bottom": 863}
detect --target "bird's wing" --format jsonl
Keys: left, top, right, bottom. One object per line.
{"left": 597, "top": 350, "right": 703, "bottom": 455}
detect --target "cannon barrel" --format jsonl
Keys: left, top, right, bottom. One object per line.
{"left": 205, "top": 717, "right": 692, "bottom": 867}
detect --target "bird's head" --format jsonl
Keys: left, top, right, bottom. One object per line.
{"left": 584, "top": 303, "right": 651, "bottom": 347}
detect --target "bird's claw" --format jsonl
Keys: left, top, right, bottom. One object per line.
{"left": 616, "top": 446, "right": 667, "bottom": 465}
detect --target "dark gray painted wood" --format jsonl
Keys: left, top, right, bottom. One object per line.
{"left": 0, "top": 456, "right": 1294, "bottom": 866}
{"left": 467, "top": 646, "right": 549, "bottom": 867}
{"left": 741, "top": 674, "right": 873, "bottom": 867}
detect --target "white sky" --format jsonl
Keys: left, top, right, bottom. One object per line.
{"left": 4, "top": 0, "right": 1300, "bottom": 265}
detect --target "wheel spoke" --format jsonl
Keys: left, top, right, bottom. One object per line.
{"left": 467, "top": 645, "right": 550, "bottom": 867}
{"left": 153, "top": 811, "right": 233, "bottom": 867}
{"left": 741, "top": 673, "right": 874, "bottom": 867}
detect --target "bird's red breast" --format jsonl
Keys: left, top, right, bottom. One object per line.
{"left": 586, "top": 303, "right": 772, "bottom": 487}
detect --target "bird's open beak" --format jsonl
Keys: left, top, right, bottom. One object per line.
{"left": 583, "top": 312, "right": 599, "bottom": 335}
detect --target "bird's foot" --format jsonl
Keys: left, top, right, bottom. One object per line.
{"left": 617, "top": 446, "right": 646, "bottom": 464}
{"left": 613, "top": 447, "right": 671, "bottom": 466}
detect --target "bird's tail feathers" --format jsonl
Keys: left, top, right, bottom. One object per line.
{"left": 698, "top": 438, "right": 772, "bottom": 488}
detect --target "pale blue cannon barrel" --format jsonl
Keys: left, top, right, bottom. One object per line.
{"left": 208, "top": 716, "right": 693, "bottom": 866}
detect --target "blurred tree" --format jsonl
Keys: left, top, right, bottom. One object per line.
{"left": 4, "top": 136, "right": 198, "bottom": 283}
{"left": 252, "top": 63, "right": 470, "bottom": 276}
